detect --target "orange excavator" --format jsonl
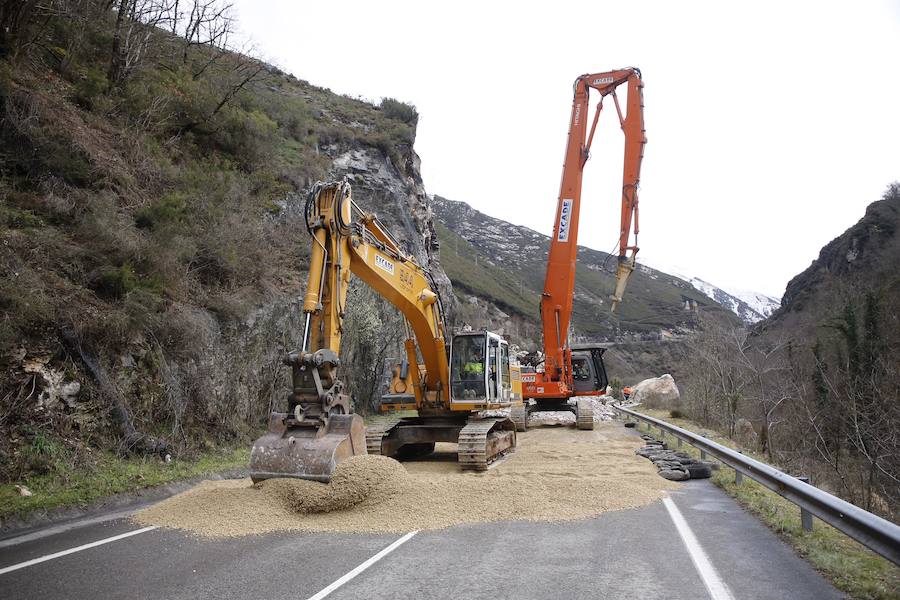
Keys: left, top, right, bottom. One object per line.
{"left": 512, "top": 68, "right": 646, "bottom": 432}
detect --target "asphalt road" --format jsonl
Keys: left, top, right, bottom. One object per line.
{"left": 0, "top": 474, "right": 841, "bottom": 600}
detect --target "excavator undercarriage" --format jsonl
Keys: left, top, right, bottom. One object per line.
{"left": 366, "top": 415, "right": 516, "bottom": 471}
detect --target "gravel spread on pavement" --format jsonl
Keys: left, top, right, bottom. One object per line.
{"left": 134, "top": 421, "right": 678, "bottom": 537}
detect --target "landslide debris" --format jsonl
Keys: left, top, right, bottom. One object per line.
{"left": 135, "top": 422, "right": 679, "bottom": 537}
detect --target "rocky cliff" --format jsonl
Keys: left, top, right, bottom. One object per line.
{"left": 756, "top": 183, "right": 900, "bottom": 342}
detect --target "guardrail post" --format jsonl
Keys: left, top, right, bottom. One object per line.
{"left": 677, "top": 437, "right": 683, "bottom": 448}
{"left": 735, "top": 470, "right": 743, "bottom": 485}
{"left": 798, "top": 476, "right": 813, "bottom": 531}
{"left": 700, "top": 449, "right": 707, "bottom": 460}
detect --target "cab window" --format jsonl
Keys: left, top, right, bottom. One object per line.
{"left": 572, "top": 357, "right": 591, "bottom": 381}
{"left": 451, "top": 334, "right": 486, "bottom": 400}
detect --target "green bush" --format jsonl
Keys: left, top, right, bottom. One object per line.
{"left": 211, "top": 108, "right": 278, "bottom": 170}
{"left": 3, "top": 206, "right": 44, "bottom": 228}
{"left": 73, "top": 66, "right": 108, "bottom": 110}
{"left": 380, "top": 97, "right": 418, "bottom": 126}
{"left": 38, "top": 137, "right": 93, "bottom": 186}
{"left": 135, "top": 193, "right": 188, "bottom": 229}
{"left": 96, "top": 263, "right": 139, "bottom": 299}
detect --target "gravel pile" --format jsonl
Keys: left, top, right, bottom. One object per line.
{"left": 635, "top": 434, "right": 718, "bottom": 481}
{"left": 135, "top": 423, "right": 678, "bottom": 537}
{"left": 258, "top": 455, "right": 409, "bottom": 513}
{"left": 527, "top": 396, "right": 616, "bottom": 427}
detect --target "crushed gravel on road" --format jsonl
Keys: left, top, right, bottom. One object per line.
{"left": 134, "top": 422, "right": 678, "bottom": 537}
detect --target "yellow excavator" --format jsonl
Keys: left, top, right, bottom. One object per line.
{"left": 250, "top": 181, "right": 517, "bottom": 482}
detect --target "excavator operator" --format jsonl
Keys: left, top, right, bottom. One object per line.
{"left": 463, "top": 345, "right": 485, "bottom": 398}
{"left": 464, "top": 346, "right": 485, "bottom": 377}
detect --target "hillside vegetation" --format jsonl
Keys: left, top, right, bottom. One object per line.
{"left": 676, "top": 184, "right": 900, "bottom": 522}
{"left": 0, "top": 1, "right": 422, "bottom": 485}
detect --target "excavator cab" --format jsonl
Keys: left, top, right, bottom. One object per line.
{"left": 449, "top": 331, "right": 512, "bottom": 404}
{"left": 570, "top": 345, "right": 609, "bottom": 394}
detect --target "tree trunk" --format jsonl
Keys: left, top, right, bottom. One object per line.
{"left": 107, "top": 0, "right": 130, "bottom": 86}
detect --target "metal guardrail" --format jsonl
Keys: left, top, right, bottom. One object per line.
{"left": 612, "top": 404, "right": 900, "bottom": 566}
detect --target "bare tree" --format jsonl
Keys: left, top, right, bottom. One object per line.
{"left": 108, "top": 0, "right": 177, "bottom": 86}
{"left": 735, "top": 338, "right": 791, "bottom": 459}
{"left": 179, "top": 0, "right": 233, "bottom": 74}
{"left": 681, "top": 319, "right": 749, "bottom": 436}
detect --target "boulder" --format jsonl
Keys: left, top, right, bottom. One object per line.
{"left": 734, "top": 418, "right": 758, "bottom": 449}
{"left": 631, "top": 374, "right": 680, "bottom": 409}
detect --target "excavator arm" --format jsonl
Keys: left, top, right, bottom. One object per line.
{"left": 540, "top": 67, "right": 646, "bottom": 384}
{"left": 300, "top": 180, "right": 450, "bottom": 403}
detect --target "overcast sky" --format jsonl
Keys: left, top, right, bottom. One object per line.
{"left": 232, "top": 0, "right": 899, "bottom": 299}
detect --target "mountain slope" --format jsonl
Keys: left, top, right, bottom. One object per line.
{"left": 0, "top": 4, "right": 447, "bottom": 480}
{"left": 756, "top": 183, "right": 900, "bottom": 341}
{"left": 432, "top": 196, "right": 739, "bottom": 344}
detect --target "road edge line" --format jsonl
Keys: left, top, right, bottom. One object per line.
{"left": 0, "top": 526, "right": 158, "bottom": 576}
{"left": 306, "top": 530, "right": 418, "bottom": 600}
{"left": 663, "top": 496, "right": 734, "bottom": 600}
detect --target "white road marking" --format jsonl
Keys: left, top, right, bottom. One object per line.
{"left": 306, "top": 530, "right": 418, "bottom": 600}
{"left": 663, "top": 496, "right": 735, "bottom": 600}
{"left": 0, "top": 508, "right": 142, "bottom": 549}
{"left": 0, "top": 526, "right": 157, "bottom": 576}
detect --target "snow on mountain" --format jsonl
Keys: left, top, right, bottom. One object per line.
{"left": 720, "top": 287, "right": 781, "bottom": 320}
{"left": 678, "top": 275, "right": 779, "bottom": 323}
{"left": 638, "top": 259, "right": 780, "bottom": 324}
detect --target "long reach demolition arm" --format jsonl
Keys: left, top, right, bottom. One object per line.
{"left": 540, "top": 67, "right": 646, "bottom": 385}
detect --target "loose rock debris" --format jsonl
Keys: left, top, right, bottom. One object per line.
{"left": 135, "top": 423, "right": 679, "bottom": 537}
{"left": 635, "top": 434, "right": 718, "bottom": 481}
{"left": 527, "top": 396, "right": 616, "bottom": 427}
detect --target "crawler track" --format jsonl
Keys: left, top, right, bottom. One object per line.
{"left": 509, "top": 405, "right": 528, "bottom": 432}
{"left": 576, "top": 399, "right": 594, "bottom": 430}
{"left": 458, "top": 417, "right": 517, "bottom": 471}
{"left": 364, "top": 417, "right": 403, "bottom": 455}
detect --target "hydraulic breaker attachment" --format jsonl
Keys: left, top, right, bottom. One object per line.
{"left": 610, "top": 254, "right": 636, "bottom": 313}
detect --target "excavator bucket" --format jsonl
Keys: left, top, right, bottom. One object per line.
{"left": 249, "top": 412, "right": 367, "bottom": 483}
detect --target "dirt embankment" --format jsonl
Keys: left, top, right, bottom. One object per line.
{"left": 135, "top": 422, "right": 678, "bottom": 537}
